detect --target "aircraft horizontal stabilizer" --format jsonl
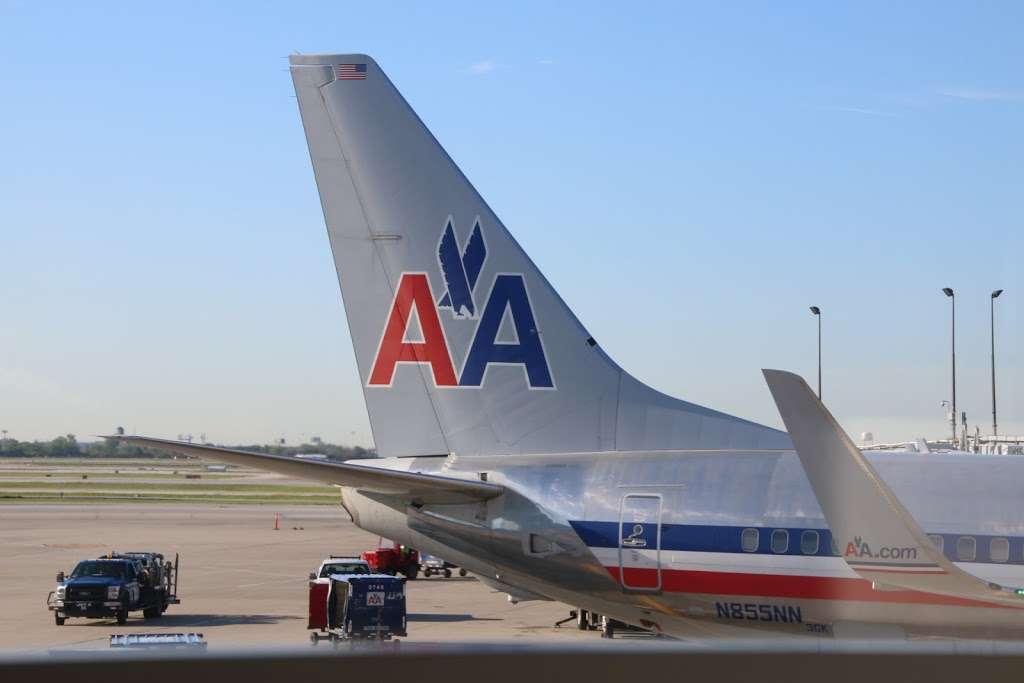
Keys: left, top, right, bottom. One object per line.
{"left": 107, "top": 436, "right": 503, "bottom": 505}
{"left": 762, "top": 369, "right": 1024, "bottom": 608}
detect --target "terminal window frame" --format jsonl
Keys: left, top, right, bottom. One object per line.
{"left": 800, "top": 530, "right": 820, "bottom": 555}
{"left": 956, "top": 536, "right": 977, "bottom": 562}
{"left": 741, "top": 528, "right": 759, "bottom": 553}
{"left": 771, "top": 529, "right": 789, "bottom": 554}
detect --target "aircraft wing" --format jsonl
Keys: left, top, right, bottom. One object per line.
{"left": 108, "top": 436, "right": 503, "bottom": 505}
{"left": 763, "top": 369, "right": 1024, "bottom": 608}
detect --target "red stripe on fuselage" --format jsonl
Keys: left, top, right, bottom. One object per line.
{"left": 606, "top": 567, "right": 1011, "bottom": 609}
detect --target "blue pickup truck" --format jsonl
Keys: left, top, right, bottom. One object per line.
{"left": 49, "top": 552, "right": 179, "bottom": 626}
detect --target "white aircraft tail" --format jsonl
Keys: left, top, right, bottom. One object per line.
{"left": 289, "top": 54, "right": 789, "bottom": 457}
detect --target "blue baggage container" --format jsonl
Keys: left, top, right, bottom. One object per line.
{"left": 326, "top": 574, "right": 406, "bottom": 640}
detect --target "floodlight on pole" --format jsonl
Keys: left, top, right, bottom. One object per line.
{"left": 809, "top": 306, "right": 821, "bottom": 399}
{"left": 942, "top": 288, "right": 956, "bottom": 443}
{"left": 991, "top": 289, "right": 1004, "bottom": 437}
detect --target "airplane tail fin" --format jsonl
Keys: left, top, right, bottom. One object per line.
{"left": 763, "top": 369, "right": 1024, "bottom": 606}
{"left": 289, "top": 54, "right": 788, "bottom": 457}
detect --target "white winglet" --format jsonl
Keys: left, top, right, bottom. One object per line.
{"left": 762, "top": 369, "right": 1024, "bottom": 607}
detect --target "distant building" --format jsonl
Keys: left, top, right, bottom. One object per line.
{"left": 294, "top": 453, "right": 328, "bottom": 461}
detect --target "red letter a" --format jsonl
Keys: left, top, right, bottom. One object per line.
{"left": 368, "top": 273, "right": 458, "bottom": 386}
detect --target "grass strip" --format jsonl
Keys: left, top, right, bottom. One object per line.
{"left": 0, "top": 481, "right": 333, "bottom": 493}
{"left": 0, "top": 471, "right": 239, "bottom": 479}
{"left": 0, "top": 491, "right": 337, "bottom": 505}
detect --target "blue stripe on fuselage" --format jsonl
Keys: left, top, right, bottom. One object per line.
{"left": 568, "top": 521, "right": 1024, "bottom": 565}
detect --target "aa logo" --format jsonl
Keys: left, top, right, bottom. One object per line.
{"left": 844, "top": 536, "right": 918, "bottom": 561}
{"left": 368, "top": 218, "right": 554, "bottom": 389}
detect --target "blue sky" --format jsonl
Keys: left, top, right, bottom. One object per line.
{"left": 2, "top": 1, "right": 1021, "bottom": 446}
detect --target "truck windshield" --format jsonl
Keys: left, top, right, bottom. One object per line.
{"left": 70, "top": 561, "right": 125, "bottom": 579}
{"left": 320, "top": 562, "right": 369, "bottom": 577}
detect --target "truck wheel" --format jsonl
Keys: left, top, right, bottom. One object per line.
{"left": 459, "top": 568, "right": 467, "bottom": 577}
{"left": 143, "top": 605, "right": 162, "bottom": 619}
{"left": 576, "top": 609, "right": 589, "bottom": 630}
{"left": 116, "top": 600, "right": 128, "bottom": 625}
{"left": 423, "top": 568, "right": 432, "bottom": 578}
{"left": 443, "top": 569, "right": 451, "bottom": 578}
{"left": 55, "top": 613, "right": 65, "bottom": 626}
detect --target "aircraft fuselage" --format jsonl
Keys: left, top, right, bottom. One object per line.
{"left": 342, "top": 449, "right": 1024, "bottom": 639}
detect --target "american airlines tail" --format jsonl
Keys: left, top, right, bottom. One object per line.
{"left": 289, "top": 54, "right": 789, "bottom": 457}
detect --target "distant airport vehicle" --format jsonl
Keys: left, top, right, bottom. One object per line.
{"left": 312, "top": 556, "right": 372, "bottom": 580}
{"left": 310, "top": 574, "right": 406, "bottom": 643}
{"left": 308, "top": 557, "right": 372, "bottom": 630}
{"left": 420, "top": 553, "right": 466, "bottom": 579}
{"left": 50, "top": 552, "right": 179, "bottom": 625}
{"left": 114, "top": 54, "right": 1024, "bottom": 640}
{"left": 362, "top": 540, "right": 420, "bottom": 579}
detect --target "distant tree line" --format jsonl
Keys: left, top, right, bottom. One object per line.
{"left": 0, "top": 435, "right": 376, "bottom": 461}
{"left": 227, "top": 442, "right": 376, "bottom": 461}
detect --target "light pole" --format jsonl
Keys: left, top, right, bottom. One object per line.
{"left": 809, "top": 306, "right": 821, "bottom": 399}
{"left": 942, "top": 288, "right": 956, "bottom": 443}
{"left": 991, "top": 289, "right": 1004, "bottom": 437}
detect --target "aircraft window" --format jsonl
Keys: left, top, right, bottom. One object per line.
{"left": 528, "top": 534, "right": 556, "bottom": 555}
{"left": 800, "top": 530, "right": 819, "bottom": 555}
{"left": 956, "top": 536, "right": 976, "bottom": 562}
{"left": 927, "top": 534, "right": 944, "bottom": 553}
{"left": 71, "top": 561, "right": 125, "bottom": 579}
{"left": 990, "top": 538, "right": 1010, "bottom": 563}
{"left": 771, "top": 529, "right": 789, "bottom": 554}
{"left": 741, "top": 528, "right": 759, "bottom": 553}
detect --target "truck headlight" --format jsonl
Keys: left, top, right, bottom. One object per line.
{"left": 107, "top": 586, "right": 120, "bottom": 600}
{"left": 55, "top": 586, "right": 65, "bottom": 599}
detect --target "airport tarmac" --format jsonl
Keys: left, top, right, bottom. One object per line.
{"left": 0, "top": 504, "right": 605, "bottom": 653}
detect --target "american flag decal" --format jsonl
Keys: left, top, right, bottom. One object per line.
{"left": 335, "top": 63, "right": 367, "bottom": 81}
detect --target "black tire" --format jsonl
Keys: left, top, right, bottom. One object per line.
{"left": 404, "top": 565, "right": 418, "bottom": 580}
{"left": 116, "top": 599, "right": 128, "bottom": 625}
{"left": 423, "top": 568, "right": 432, "bottom": 578}
{"left": 576, "top": 609, "right": 588, "bottom": 630}
{"left": 143, "top": 604, "right": 161, "bottom": 619}
{"left": 54, "top": 613, "right": 65, "bottom": 626}
{"left": 443, "top": 568, "right": 451, "bottom": 578}
{"left": 459, "top": 568, "right": 467, "bottom": 577}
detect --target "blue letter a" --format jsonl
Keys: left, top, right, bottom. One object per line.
{"left": 460, "top": 275, "right": 554, "bottom": 388}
